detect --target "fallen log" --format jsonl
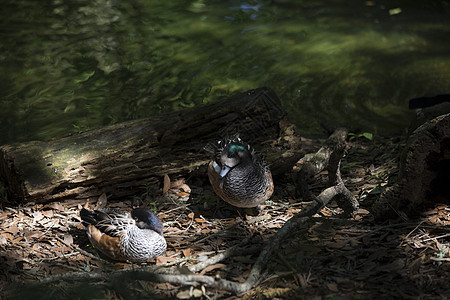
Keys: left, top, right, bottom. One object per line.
{"left": 373, "top": 113, "right": 450, "bottom": 219}
{"left": 0, "top": 87, "right": 303, "bottom": 204}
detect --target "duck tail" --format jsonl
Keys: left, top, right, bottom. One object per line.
{"left": 80, "top": 208, "right": 110, "bottom": 226}
{"left": 80, "top": 208, "right": 95, "bottom": 226}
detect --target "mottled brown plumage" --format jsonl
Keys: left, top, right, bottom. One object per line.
{"left": 80, "top": 208, "right": 166, "bottom": 262}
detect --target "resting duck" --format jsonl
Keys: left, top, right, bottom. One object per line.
{"left": 205, "top": 135, "right": 274, "bottom": 208}
{"left": 80, "top": 207, "right": 166, "bottom": 262}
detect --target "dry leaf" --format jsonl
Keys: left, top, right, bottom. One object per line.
{"left": 243, "top": 269, "right": 250, "bottom": 277}
{"left": 182, "top": 248, "right": 192, "bottom": 258}
{"left": 286, "top": 208, "right": 300, "bottom": 215}
{"left": 231, "top": 276, "right": 246, "bottom": 283}
{"left": 42, "top": 210, "right": 54, "bottom": 218}
{"left": 0, "top": 234, "right": 8, "bottom": 246}
{"left": 64, "top": 234, "right": 74, "bottom": 246}
{"left": 178, "top": 184, "right": 191, "bottom": 193}
{"left": 155, "top": 283, "right": 175, "bottom": 290}
{"left": 177, "top": 265, "right": 194, "bottom": 275}
{"left": 170, "top": 178, "right": 186, "bottom": 189}
{"left": 95, "top": 193, "right": 108, "bottom": 209}
{"left": 266, "top": 222, "right": 282, "bottom": 229}
{"left": 4, "top": 232, "right": 14, "bottom": 242}
{"left": 221, "top": 219, "right": 236, "bottom": 226}
{"left": 157, "top": 256, "right": 177, "bottom": 265}
{"left": 54, "top": 246, "right": 70, "bottom": 252}
{"left": 326, "top": 282, "right": 339, "bottom": 292}
{"left": 176, "top": 290, "right": 191, "bottom": 299}
{"left": 192, "top": 288, "right": 202, "bottom": 298}
{"left": 177, "top": 191, "right": 190, "bottom": 198}
{"left": 199, "top": 263, "right": 227, "bottom": 275}
{"left": 326, "top": 240, "right": 348, "bottom": 249}
{"left": 6, "top": 224, "right": 20, "bottom": 235}
{"left": 12, "top": 236, "right": 24, "bottom": 243}
{"left": 317, "top": 170, "right": 329, "bottom": 176}
{"left": 0, "top": 211, "right": 10, "bottom": 221}
{"left": 163, "top": 174, "right": 171, "bottom": 194}
{"left": 24, "top": 230, "right": 41, "bottom": 241}
{"left": 32, "top": 211, "right": 44, "bottom": 222}
{"left": 356, "top": 208, "right": 370, "bottom": 215}
{"left": 43, "top": 202, "right": 64, "bottom": 211}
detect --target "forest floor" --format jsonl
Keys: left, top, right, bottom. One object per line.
{"left": 0, "top": 134, "right": 449, "bottom": 299}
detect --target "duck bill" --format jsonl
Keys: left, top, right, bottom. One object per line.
{"left": 219, "top": 166, "right": 231, "bottom": 179}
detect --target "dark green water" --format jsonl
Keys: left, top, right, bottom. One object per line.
{"left": 1, "top": 0, "right": 449, "bottom": 144}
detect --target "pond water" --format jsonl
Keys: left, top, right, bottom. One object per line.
{"left": 1, "top": 0, "right": 449, "bottom": 145}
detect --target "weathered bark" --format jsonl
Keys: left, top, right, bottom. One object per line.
{"left": 373, "top": 113, "right": 450, "bottom": 219}
{"left": 0, "top": 88, "right": 303, "bottom": 204}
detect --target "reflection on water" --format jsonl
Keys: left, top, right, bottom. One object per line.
{"left": 0, "top": 0, "right": 449, "bottom": 144}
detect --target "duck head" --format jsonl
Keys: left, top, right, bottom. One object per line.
{"left": 131, "top": 208, "right": 164, "bottom": 235}
{"left": 217, "top": 143, "right": 251, "bottom": 179}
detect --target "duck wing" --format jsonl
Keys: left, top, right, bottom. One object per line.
{"left": 80, "top": 208, "right": 135, "bottom": 238}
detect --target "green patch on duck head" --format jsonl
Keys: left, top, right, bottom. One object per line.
{"left": 229, "top": 144, "right": 246, "bottom": 154}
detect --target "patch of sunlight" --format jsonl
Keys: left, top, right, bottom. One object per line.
{"left": 370, "top": 103, "right": 410, "bottom": 118}
{"left": 210, "top": 78, "right": 256, "bottom": 94}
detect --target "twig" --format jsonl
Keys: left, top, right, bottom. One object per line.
{"left": 160, "top": 257, "right": 197, "bottom": 268}
{"left": 163, "top": 204, "right": 191, "bottom": 215}
{"left": 188, "top": 235, "right": 258, "bottom": 273}
{"left": 36, "top": 220, "right": 56, "bottom": 242}
{"left": 430, "top": 257, "right": 450, "bottom": 262}
{"left": 233, "top": 201, "right": 322, "bottom": 292}
{"left": 297, "top": 129, "right": 358, "bottom": 216}
{"left": 189, "top": 246, "right": 260, "bottom": 273}
{"left": 405, "top": 221, "right": 425, "bottom": 239}
{"left": 35, "top": 270, "right": 248, "bottom": 293}
{"left": 420, "top": 233, "right": 450, "bottom": 242}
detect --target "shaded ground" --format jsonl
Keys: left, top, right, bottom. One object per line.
{"left": 0, "top": 135, "right": 449, "bottom": 299}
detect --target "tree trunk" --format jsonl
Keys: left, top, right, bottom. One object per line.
{"left": 0, "top": 88, "right": 303, "bottom": 204}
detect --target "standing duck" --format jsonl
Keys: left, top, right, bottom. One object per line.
{"left": 80, "top": 207, "right": 166, "bottom": 262}
{"left": 205, "top": 135, "right": 274, "bottom": 208}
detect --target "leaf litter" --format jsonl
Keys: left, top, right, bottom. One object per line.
{"left": 0, "top": 135, "right": 449, "bottom": 299}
